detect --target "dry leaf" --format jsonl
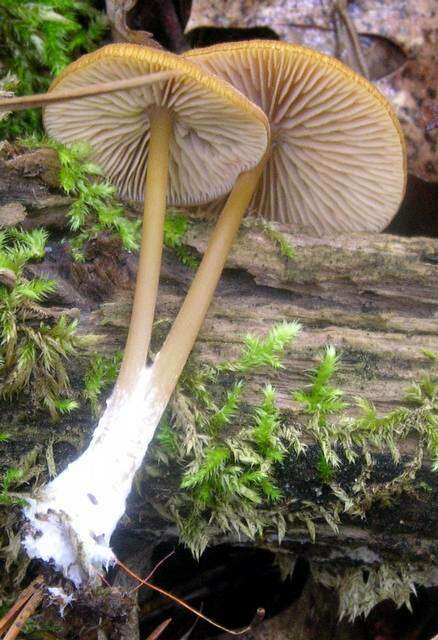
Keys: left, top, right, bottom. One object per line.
{"left": 106, "top": 0, "right": 191, "bottom": 51}
{"left": 105, "top": 0, "right": 162, "bottom": 47}
{"left": 187, "top": 0, "right": 437, "bottom": 181}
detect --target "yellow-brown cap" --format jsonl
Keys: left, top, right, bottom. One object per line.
{"left": 44, "top": 44, "right": 269, "bottom": 206}
{"left": 185, "top": 40, "right": 407, "bottom": 234}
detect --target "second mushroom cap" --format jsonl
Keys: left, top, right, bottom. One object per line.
{"left": 44, "top": 43, "right": 269, "bottom": 206}
{"left": 185, "top": 40, "right": 406, "bottom": 233}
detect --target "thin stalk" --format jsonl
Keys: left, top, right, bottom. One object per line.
{"left": 0, "top": 79, "right": 173, "bottom": 394}
{"left": 0, "top": 71, "right": 175, "bottom": 112}
{"left": 334, "top": 0, "right": 369, "bottom": 79}
{"left": 3, "top": 590, "right": 43, "bottom": 640}
{"left": 0, "top": 576, "right": 44, "bottom": 635}
{"left": 145, "top": 619, "right": 172, "bottom": 640}
{"left": 22, "top": 109, "right": 171, "bottom": 584}
{"left": 150, "top": 162, "right": 264, "bottom": 401}
{"left": 130, "top": 550, "right": 175, "bottom": 594}
{"left": 117, "top": 559, "right": 254, "bottom": 636}
{"left": 116, "top": 107, "right": 172, "bottom": 393}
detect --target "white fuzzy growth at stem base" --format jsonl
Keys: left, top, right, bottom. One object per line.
{"left": 23, "top": 367, "right": 165, "bottom": 587}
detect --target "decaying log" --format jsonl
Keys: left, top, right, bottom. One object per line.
{"left": 0, "top": 148, "right": 437, "bottom": 605}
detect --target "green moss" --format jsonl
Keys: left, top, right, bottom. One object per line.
{"left": 292, "top": 346, "right": 437, "bottom": 475}
{"left": 294, "top": 345, "right": 347, "bottom": 417}
{"left": 0, "top": 437, "right": 26, "bottom": 507}
{"left": 0, "top": 228, "right": 79, "bottom": 418}
{"left": 316, "top": 454, "right": 335, "bottom": 484}
{"left": 0, "top": 445, "right": 49, "bottom": 602}
{"left": 0, "top": 74, "right": 19, "bottom": 124}
{"left": 218, "top": 321, "right": 301, "bottom": 373}
{"left": 83, "top": 351, "right": 123, "bottom": 415}
{"left": 164, "top": 210, "right": 199, "bottom": 268}
{"left": 21, "top": 618, "right": 63, "bottom": 638}
{"left": 0, "top": 0, "right": 107, "bottom": 137}
{"left": 152, "top": 325, "right": 437, "bottom": 558}
{"left": 313, "top": 562, "right": 427, "bottom": 621}
{"left": 23, "top": 140, "right": 201, "bottom": 269}
{"left": 253, "top": 219, "right": 295, "bottom": 260}
{"left": 23, "top": 138, "right": 142, "bottom": 259}
{"left": 153, "top": 322, "right": 302, "bottom": 557}
{"left": 0, "top": 468, "right": 25, "bottom": 507}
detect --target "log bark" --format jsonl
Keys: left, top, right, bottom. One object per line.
{"left": 0, "top": 147, "right": 437, "bottom": 599}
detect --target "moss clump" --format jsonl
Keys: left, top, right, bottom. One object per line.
{"left": 23, "top": 140, "right": 201, "bottom": 268}
{"left": 175, "top": 384, "right": 286, "bottom": 558}
{"left": 0, "top": 435, "right": 26, "bottom": 508}
{"left": 24, "top": 138, "right": 142, "bottom": 260}
{"left": 0, "top": 445, "right": 48, "bottom": 602}
{"left": 0, "top": 73, "right": 19, "bottom": 123}
{"left": 0, "top": 0, "right": 107, "bottom": 137}
{"left": 153, "top": 322, "right": 302, "bottom": 557}
{"left": 293, "top": 347, "right": 437, "bottom": 475}
{"left": 246, "top": 218, "right": 295, "bottom": 260}
{"left": 0, "top": 228, "right": 79, "bottom": 418}
{"left": 164, "top": 210, "right": 199, "bottom": 268}
{"left": 313, "top": 562, "right": 430, "bottom": 621}
{"left": 151, "top": 325, "right": 437, "bottom": 558}
{"left": 83, "top": 351, "right": 122, "bottom": 415}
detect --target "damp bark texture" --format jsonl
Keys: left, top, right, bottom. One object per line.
{"left": 0, "top": 147, "right": 437, "bottom": 580}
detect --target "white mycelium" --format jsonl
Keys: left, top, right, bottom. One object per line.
{"left": 47, "top": 587, "right": 75, "bottom": 616}
{"left": 23, "top": 367, "right": 165, "bottom": 587}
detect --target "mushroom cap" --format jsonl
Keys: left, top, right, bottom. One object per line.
{"left": 185, "top": 40, "right": 406, "bottom": 233}
{"left": 44, "top": 44, "right": 269, "bottom": 207}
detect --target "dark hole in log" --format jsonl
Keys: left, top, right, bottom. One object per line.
{"left": 134, "top": 542, "right": 438, "bottom": 639}
{"left": 359, "top": 34, "right": 407, "bottom": 81}
{"left": 186, "top": 26, "right": 280, "bottom": 49}
{"left": 138, "top": 542, "right": 309, "bottom": 638}
{"left": 385, "top": 175, "right": 438, "bottom": 238}
{"left": 366, "top": 586, "right": 438, "bottom": 640}
{"left": 127, "top": 0, "right": 193, "bottom": 52}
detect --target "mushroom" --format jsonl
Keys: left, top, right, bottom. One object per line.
{"left": 143, "top": 39, "right": 408, "bottom": 454}
{"left": 1, "top": 45, "right": 269, "bottom": 389}
{"left": 18, "top": 44, "right": 269, "bottom": 586}
{"left": 9, "top": 42, "right": 407, "bottom": 589}
{"left": 0, "top": 70, "right": 175, "bottom": 112}
{"left": 42, "top": 43, "right": 269, "bottom": 391}
{"left": 184, "top": 40, "right": 406, "bottom": 234}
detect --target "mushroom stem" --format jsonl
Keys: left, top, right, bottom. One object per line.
{"left": 116, "top": 107, "right": 172, "bottom": 393}
{"left": 20, "top": 163, "right": 263, "bottom": 588}
{"left": 0, "top": 71, "right": 175, "bottom": 112}
{"left": 150, "top": 161, "right": 264, "bottom": 401}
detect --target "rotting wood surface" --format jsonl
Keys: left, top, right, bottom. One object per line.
{"left": 0, "top": 147, "right": 437, "bottom": 581}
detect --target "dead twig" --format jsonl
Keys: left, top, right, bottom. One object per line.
{"left": 0, "top": 575, "right": 44, "bottom": 636}
{"left": 3, "top": 588, "right": 44, "bottom": 640}
{"left": 178, "top": 604, "right": 202, "bottom": 640}
{"left": 130, "top": 549, "right": 175, "bottom": 595}
{"left": 333, "top": 0, "right": 369, "bottom": 79}
{"left": 145, "top": 618, "right": 172, "bottom": 640}
{"left": 116, "top": 558, "right": 257, "bottom": 636}
{"left": 97, "top": 572, "right": 113, "bottom": 589}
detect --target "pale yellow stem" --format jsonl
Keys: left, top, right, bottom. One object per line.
{"left": 116, "top": 108, "right": 172, "bottom": 393}
{"left": 0, "top": 71, "right": 175, "bottom": 112}
{"left": 150, "top": 162, "right": 264, "bottom": 402}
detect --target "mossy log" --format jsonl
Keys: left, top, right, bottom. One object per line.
{"left": 0, "top": 147, "right": 437, "bottom": 595}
